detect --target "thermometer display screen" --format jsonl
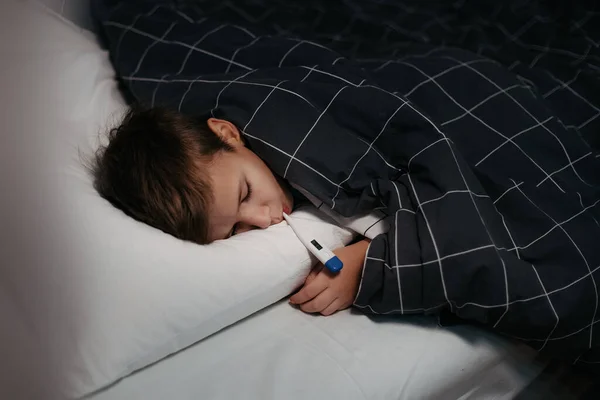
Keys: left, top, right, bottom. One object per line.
{"left": 310, "top": 240, "right": 323, "bottom": 250}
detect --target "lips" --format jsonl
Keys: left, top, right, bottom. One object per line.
{"left": 283, "top": 204, "right": 291, "bottom": 215}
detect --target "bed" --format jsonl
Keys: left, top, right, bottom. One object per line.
{"left": 96, "top": 0, "right": 600, "bottom": 367}
{"left": 90, "top": 300, "right": 542, "bottom": 400}
{"left": 3, "top": 1, "right": 598, "bottom": 399}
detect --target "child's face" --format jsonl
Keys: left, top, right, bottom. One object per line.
{"left": 205, "top": 119, "right": 294, "bottom": 242}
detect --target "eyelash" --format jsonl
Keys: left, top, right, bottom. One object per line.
{"left": 231, "top": 182, "right": 253, "bottom": 237}
{"left": 244, "top": 182, "right": 253, "bottom": 202}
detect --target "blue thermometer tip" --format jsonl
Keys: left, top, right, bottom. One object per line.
{"left": 325, "top": 256, "right": 344, "bottom": 273}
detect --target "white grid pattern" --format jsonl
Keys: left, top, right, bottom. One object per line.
{"left": 515, "top": 181, "right": 599, "bottom": 347}
{"left": 98, "top": 0, "right": 600, "bottom": 368}
{"left": 397, "top": 58, "right": 565, "bottom": 192}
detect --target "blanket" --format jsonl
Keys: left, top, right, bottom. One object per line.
{"left": 95, "top": 0, "right": 600, "bottom": 369}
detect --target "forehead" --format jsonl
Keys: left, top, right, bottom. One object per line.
{"left": 205, "top": 152, "right": 242, "bottom": 241}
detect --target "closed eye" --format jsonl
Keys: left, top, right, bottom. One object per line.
{"left": 230, "top": 182, "right": 253, "bottom": 237}
{"left": 243, "top": 182, "right": 253, "bottom": 202}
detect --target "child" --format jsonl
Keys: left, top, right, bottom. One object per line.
{"left": 93, "top": 105, "right": 370, "bottom": 316}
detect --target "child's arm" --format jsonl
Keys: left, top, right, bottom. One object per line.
{"left": 289, "top": 238, "right": 371, "bottom": 316}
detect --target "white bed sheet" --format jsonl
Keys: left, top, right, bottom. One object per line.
{"left": 90, "top": 300, "right": 545, "bottom": 400}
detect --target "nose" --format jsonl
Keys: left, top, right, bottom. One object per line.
{"left": 235, "top": 205, "right": 272, "bottom": 234}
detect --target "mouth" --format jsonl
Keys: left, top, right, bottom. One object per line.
{"left": 282, "top": 204, "right": 291, "bottom": 215}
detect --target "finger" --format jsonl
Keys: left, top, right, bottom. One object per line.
{"left": 290, "top": 265, "right": 322, "bottom": 297}
{"left": 305, "top": 264, "right": 323, "bottom": 285}
{"left": 299, "top": 290, "right": 337, "bottom": 314}
{"left": 320, "top": 299, "right": 343, "bottom": 316}
{"left": 290, "top": 273, "right": 329, "bottom": 305}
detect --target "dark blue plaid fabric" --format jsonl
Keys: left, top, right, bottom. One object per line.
{"left": 95, "top": 0, "right": 600, "bottom": 369}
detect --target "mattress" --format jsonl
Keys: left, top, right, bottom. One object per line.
{"left": 90, "top": 300, "right": 545, "bottom": 400}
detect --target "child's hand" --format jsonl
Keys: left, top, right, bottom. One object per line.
{"left": 289, "top": 239, "right": 370, "bottom": 316}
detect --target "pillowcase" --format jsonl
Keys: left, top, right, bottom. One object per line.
{"left": 5, "top": 2, "right": 354, "bottom": 398}
{"left": 37, "top": 0, "right": 96, "bottom": 31}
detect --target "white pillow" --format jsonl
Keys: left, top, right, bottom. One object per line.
{"left": 39, "top": 0, "right": 95, "bottom": 31}
{"left": 2, "top": 2, "right": 354, "bottom": 398}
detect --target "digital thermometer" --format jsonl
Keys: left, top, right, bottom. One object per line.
{"left": 283, "top": 212, "right": 343, "bottom": 273}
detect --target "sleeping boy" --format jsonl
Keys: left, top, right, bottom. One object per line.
{"left": 93, "top": 106, "right": 370, "bottom": 316}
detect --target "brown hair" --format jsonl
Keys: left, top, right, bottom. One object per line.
{"left": 92, "top": 106, "right": 233, "bottom": 244}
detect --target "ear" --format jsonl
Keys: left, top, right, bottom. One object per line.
{"left": 207, "top": 118, "right": 244, "bottom": 147}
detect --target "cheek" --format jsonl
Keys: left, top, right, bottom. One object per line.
{"left": 249, "top": 155, "right": 278, "bottom": 184}
{"left": 259, "top": 173, "right": 281, "bottom": 198}
{"left": 246, "top": 152, "right": 285, "bottom": 199}
{"left": 275, "top": 174, "right": 292, "bottom": 199}
{"left": 253, "top": 170, "right": 283, "bottom": 202}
